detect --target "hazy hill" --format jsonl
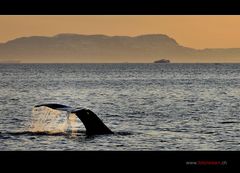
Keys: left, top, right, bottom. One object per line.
{"left": 0, "top": 33, "right": 239, "bottom": 63}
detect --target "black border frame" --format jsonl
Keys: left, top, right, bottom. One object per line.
{"left": 0, "top": 0, "right": 240, "bottom": 171}
{"left": 1, "top": 0, "right": 240, "bottom": 14}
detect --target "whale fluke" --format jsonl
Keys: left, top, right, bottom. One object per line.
{"left": 34, "top": 103, "right": 114, "bottom": 135}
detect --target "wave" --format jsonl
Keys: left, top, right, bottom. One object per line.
{"left": 219, "top": 121, "right": 240, "bottom": 124}
{"left": 0, "top": 130, "right": 85, "bottom": 137}
{"left": 0, "top": 130, "right": 133, "bottom": 138}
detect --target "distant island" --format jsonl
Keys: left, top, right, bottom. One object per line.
{"left": 154, "top": 59, "right": 170, "bottom": 63}
{"left": 0, "top": 33, "right": 240, "bottom": 63}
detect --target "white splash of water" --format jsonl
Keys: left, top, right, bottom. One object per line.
{"left": 28, "top": 107, "right": 80, "bottom": 134}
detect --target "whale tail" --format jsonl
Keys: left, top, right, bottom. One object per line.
{"left": 34, "top": 103, "right": 113, "bottom": 135}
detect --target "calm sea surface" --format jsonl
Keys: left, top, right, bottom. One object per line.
{"left": 0, "top": 63, "right": 239, "bottom": 150}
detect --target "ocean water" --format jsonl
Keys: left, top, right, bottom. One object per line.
{"left": 0, "top": 63, "right": 239, "bottom": 150}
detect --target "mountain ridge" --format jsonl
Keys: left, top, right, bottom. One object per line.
{"left": 0, "top": 33, "right": 239, "bottom": 63}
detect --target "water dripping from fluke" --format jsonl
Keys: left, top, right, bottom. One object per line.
{"left": 26, "top": 106, "right": 81, "bottom": 135}
{"left": 33, "top": 103, "right": 114, "bottom": 136}
{"left": 1, "top": 104, "right": 134, "bottom": 137}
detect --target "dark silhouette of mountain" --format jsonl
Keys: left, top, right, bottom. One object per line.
{"left": 0, "top": 33, "right": 239, "bottom": 63}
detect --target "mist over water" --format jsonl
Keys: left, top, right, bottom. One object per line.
{"left": 0, "top": 63, "right": 239, "bottom": 150}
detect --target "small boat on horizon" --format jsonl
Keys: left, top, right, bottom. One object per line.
{"left": 154, "top": 59, "right": 170, "bottom": 63}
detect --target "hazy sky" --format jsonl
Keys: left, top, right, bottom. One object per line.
{"left": 1, "top": 15, "right": 240, "bottom": 49}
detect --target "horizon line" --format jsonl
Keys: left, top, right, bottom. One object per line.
{"left": 1, "top": 62, "right": 240, "bottom": 64}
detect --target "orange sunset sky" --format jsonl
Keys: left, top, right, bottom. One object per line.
{"left": 0, "top": 15, "right": 240, "bottom": 49}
